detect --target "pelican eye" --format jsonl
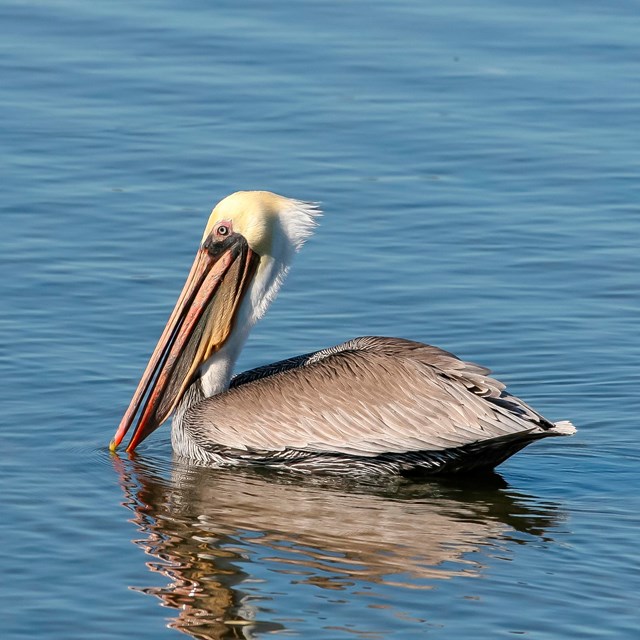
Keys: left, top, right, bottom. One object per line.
{"left": 214, "top": 221, "right": 232, "bottom": 237}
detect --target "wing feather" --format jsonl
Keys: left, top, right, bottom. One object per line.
{"left": 187, "top": 337, "right": 556, "bottom": 456}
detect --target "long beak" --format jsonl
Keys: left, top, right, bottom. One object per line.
{"left": 110, "top": 233, "right": 258, "bottom": 453}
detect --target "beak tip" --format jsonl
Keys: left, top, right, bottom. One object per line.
{"left": 109, "top": 439, "right": 118, "bottom": 452}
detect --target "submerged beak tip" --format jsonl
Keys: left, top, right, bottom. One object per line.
{"left": 109, "top": 438, "right": 118, "bottom": 452}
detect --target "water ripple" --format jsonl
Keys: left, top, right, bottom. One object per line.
{"left": 108, "top": 456, "right": 566, "bottom": 638}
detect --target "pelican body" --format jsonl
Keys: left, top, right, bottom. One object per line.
{"left": 111, "top": 191, "right": 575, "bottom": 476}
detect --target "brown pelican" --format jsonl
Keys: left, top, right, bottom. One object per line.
{"left": 110, "top": 191, "right": 575, "bottom": 475}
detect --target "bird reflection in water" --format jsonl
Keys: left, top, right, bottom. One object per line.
{"left": 113, "top": 456, "right": 564, "bottom": 639}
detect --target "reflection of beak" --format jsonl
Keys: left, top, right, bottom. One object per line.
{"left": 110, "top": 233, "right": 259, "bottom": 453}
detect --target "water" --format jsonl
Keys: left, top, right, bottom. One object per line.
{"left": 2, "top": 1, "right": 639, "bottom": 637}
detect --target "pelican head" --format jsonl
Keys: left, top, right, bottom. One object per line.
{"left": 110, "top": 191, "right": 321, "bottom": 453}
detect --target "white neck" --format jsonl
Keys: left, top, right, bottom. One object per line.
{"left": 198, "top": 323, "right": 250, "bottom": 397}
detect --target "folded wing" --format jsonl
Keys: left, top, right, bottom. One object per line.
{"left": 185, "top": 337, "right": 565, "bottom": 457}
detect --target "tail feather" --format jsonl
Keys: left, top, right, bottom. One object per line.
{"left": 431, "top": 421, "right": 576, "bottom": 474}
{"left": 548, "top": 420, "right": 577, "bottom": 436}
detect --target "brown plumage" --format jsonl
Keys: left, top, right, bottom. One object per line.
{"left": 177, "top": 337, "right": 575, "bottom": 475}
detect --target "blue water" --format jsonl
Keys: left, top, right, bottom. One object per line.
{"left": 2, "top": 1, "right": 639, "bottom": 637}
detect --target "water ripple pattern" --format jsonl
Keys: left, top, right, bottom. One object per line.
{"left": 1, "top": 1, "right": 639, "bottom": 638}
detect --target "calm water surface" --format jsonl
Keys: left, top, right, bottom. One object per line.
{"left": 2, "top": 1, "right": 639, "bottom": 638}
